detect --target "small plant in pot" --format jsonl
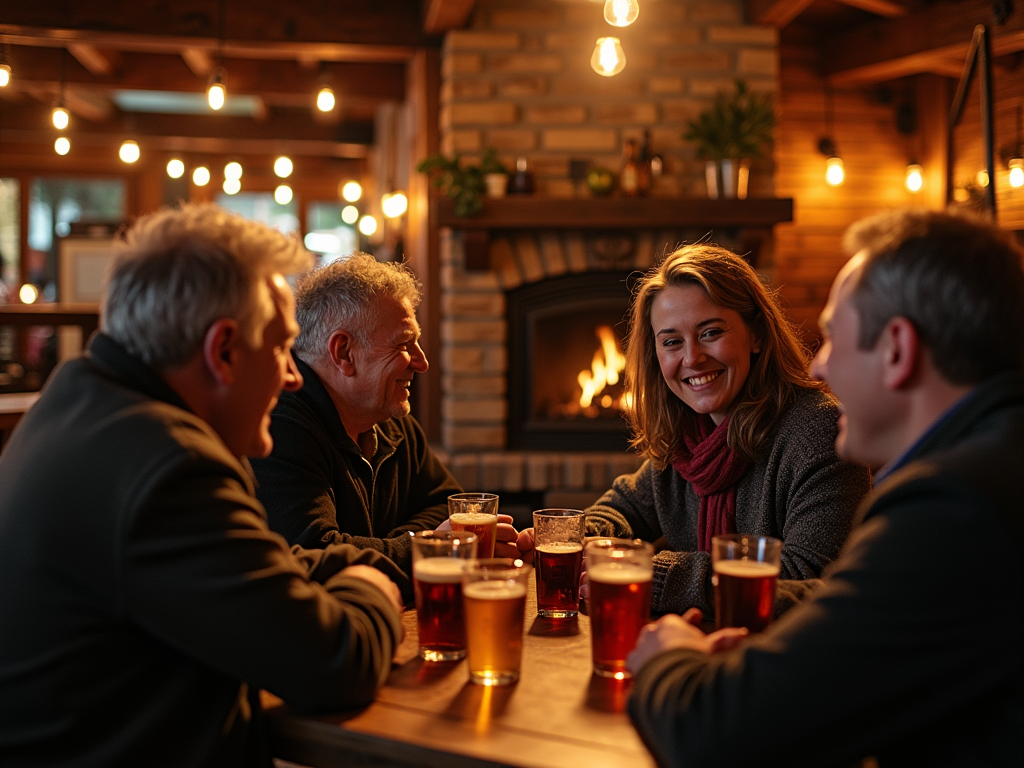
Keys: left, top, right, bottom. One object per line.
{"left": 416, "top": 148, "right": 508, "bottom": 217}
{"left": 683, "top": 79, "right": 776, "bottom": 199}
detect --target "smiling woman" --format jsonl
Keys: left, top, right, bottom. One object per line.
{"left": 581, "top": 244, "right": 872, "bottom": 617}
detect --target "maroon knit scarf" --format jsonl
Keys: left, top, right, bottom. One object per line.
{"left": 671, "top": 416, "right": 750, "bottom": 553}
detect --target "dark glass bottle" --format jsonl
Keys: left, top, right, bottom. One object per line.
{"left": 637, "top": 130, "right": 652, "bottom": 196}
{"left": 509, "top": 156, "right": 535, "bottom": 195}
{"left": 620, "top": 139, "right": 640, "bottom": 197}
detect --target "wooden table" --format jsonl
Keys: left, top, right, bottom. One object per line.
{"left": 264, "top": 577, "right": 656, "bottom": 768}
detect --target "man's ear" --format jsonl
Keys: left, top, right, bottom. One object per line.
{"left": 327, "top": 329, "right": 357, "bottom": 377}
{"left": 202, "top": 318, "right": 242, "bottom": 386}
{"left": 880, "top": 316, "right": 920, "bottom": 390}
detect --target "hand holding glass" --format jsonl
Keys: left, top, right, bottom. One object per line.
{"left": 448, "top": 493, "right": 500, "bottom": 558}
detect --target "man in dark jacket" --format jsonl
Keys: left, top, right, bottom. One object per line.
{"left": 0, "top": 205, "right": 404, "bottom": 767}
{"left": 251, "top": 254, "right": 518, "bottom": 576}
{"left": 626, "top": 209, "right": 1024, "bottom": 767}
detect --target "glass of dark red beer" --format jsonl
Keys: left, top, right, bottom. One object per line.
{"left": 585, "top": 538, "right": 653, "bottom": 678}
{"left": 533, "top": 508, "right": 585, "bottom": 618}
{"left": 410, "top": 530, "right": 478, "bottom": 662}
{"left": 711, "top": 534, "right": 782, "bottom": 633}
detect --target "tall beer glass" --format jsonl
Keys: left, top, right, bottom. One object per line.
{"left": 410, "top": 530, "right": 478, "bottom": 662}
{"left": 462, "top": 558, "right": 530, "bottom": 686}
{"left": 533, "top": 509, "right": 585, "bottom": 618}
{"left": 711, "top": 534, "right": 782, "bottom": 633}
{"left": 448, "top": 493, "right": 500, "bottom": 558}
{"left": 586, "top": 538, "right": 653, "bottom": 678}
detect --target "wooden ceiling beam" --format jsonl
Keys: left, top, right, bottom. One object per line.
{"left": 423, "top": 0, "right": 476, "bottom": 34}
{"left": 181, "top": 48, "right": 214, "bottom": 78}
{"left": 825, "top": 0, "right": 1024, "bottom": 84}
{"left": 831, "top": 0, "right": 908, "bottom": 17}
{"left": 749, "top": 0, "right": 817, "bottom": 28}
{"left": 67, "top": 43, "right": 117, "bottom": 75}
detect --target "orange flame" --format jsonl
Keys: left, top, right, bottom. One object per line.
{"left": 578, "top": 326, "right": 626, "bottom": 408}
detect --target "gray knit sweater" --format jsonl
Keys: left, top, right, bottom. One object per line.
{"left": 585, "top": 390, "right": 872, "bottom": 615}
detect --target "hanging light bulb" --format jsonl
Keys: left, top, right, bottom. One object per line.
{"left": 358, "top": 215, "right": 378, "bottom": 236}
{"left": 54, "top": 136, "right": 70, "bottom": 156}
{"left": 825, "top": 156, "right": 845, "bottom": 186}
{"left": 167, "top": 158, "right": 185, "bottom": 179}
{"left": 0, "top": 48, "right": 11, "bottom": 87}
{"left": 977, "top": 169, "right": 989, "bottom": 187}
{"left": 52, "top": 104, "right": 70, "bottom": 130}
{"left": 224, "top": 161, "right": 243, "bottom": 180}
{"left": 274, "top": 156, "right": 293, "bottom": 178}
{"left": 207, "top": 69, "right": 227, "bottom": 111}
{"left": 192, "top": 166, "right": 211, "bottom": 186}
{"left": 341, "top": 180, "right": 362, "bottom": 202}
{"left": 222, "top": 177, "right": 241, "bottom": 195}
{"left": 381, "top": 191, "right": 408, "bottom": 219}
{"left": 904, "top": 163, "right": 923, "bottom": 193}
{"left": 341, "top": 205, "right": 359, "bottom": 225}
{"left": 316, "top": 85, "right": 336, "bottom": 112}
{"left": 591, "top": 37, "right": 626, "bottom": 77}
{"left": 274, "top": 184, "right": 293, "bottom": 205}
{"left": 604, "top": 0, "right": 640, "bottom": 27}
{"left": 1009, "top": 158, "right": 1024, "bottom": 189}
{"left": 119, "top": 140, "right": 141, "bottom": 164}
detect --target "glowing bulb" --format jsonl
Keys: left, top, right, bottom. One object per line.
{"left": 316, "top": 86, "right": 335, "bottom": 112}
{"left": 119, "top": 140, "right": 140, "bottom": 164}
{"left": 274, "top": 184, "right": 293, "bottom": 205}
{"left": 591, "top": 37, "right": 626, "bottom": 77}
{"left": 358, "top": 215, "right": 378, "bottom": 236}
{"left": 341, "top": 205, "right": 359, "bottom": 225}
{"left": 52, "top": 105, "right": 70, "bottom": 130}
{"left": 207, "top": 71, "right": 226, "bottom": 111}
{"left": 192, "top": 166, "right": 211, "bottom": 186}
{"left": 19, "top": 284, "right": 39, "bottom": 304}
{"left": 167, "top": 158, "right": 185, "bottom": 178}
{"left": 224, "top": 161, "right": 243, "bottom": 180}
{"left": 604, "top": 0, "right": 640, "bottom": 27}
{"left": 1010, "top": 159, "right": 1024, "bottom": 189}
{"left": 274, "top": 156, "right": 293, "bottom": 178}
{"left": 0, "top": 63, "right": 11, "bottom": 88}
{"left": 904, "top": 163, "right": 923, "bottom": 193}
{"left": 54, "top": 136, "right": 70, "bottom": 155}
{"left": 977, "top": 169, "right": 989, "bottom": 187}
{"left": 222, "top": 178, "right": 241, "bottom": 195}
{"left": 341, "top": 180, "right": 362, "bottom": 202}
{"left": 825, "top": 156, "right": 845, "bottom": 186}
{"left": 381, "top": 191, "right": 408, "bottom": 219}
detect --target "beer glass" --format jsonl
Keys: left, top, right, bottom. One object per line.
{"left": 410, "top": 530, "right": 478, "bottom": 662}
{"left": 711, "top": 534, "right": 782, "bottom": 633}
{"left": 585, "top": 538, "right": 653, "bottom": 678}
{"left": 462, "top": 558, "right": 530, "bottom": 686}
{"left": 448, "top": 493, "right": 500, "bottom": 558}
{"left": 533, "top": 509, "right": 585, "bottom": 618}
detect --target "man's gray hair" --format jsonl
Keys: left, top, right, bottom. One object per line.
{"left": 292, "top": 253, "right": 422, "bottom": 361}
{"left": 102, "top": 204, "right": 312, "bottom": 369}
{"left": 844, "top": 208, "right": 1024, "bottom": 384}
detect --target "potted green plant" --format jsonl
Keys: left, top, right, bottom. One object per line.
{"left": 417, "top": 148, "right": 509, "bottom": 217}
{"left": 683, "top": 79, "right": 776, "bottom": 200}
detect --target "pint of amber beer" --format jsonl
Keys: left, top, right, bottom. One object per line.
{"left": 462, "top": 558, "right": 530, "bottom": 686}
{"left": 410, "top": 530, "right": 478, "bottom": 662}
{"left": 586, "top": 538, "right": 653, "bottom": 678}
{"left": 448, "top": 493, "right": 500, "bottom": 558}
{"left": 711, "top": 534, "right": 782, "bottom": 633}
{"left": 533, "top": 509, "right": 585, "bottom": 618}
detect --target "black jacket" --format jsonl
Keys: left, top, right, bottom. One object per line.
{"left": 0, "top": 335, "right": 402, "bottom": 768}
{"left": 252, "top": 356, "right": 461, "bottom": 577}
{"left": 629, "top": 371, "right": 1024, "bottom": 768}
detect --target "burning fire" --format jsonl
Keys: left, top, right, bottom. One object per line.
{"left": 578, "top": 326, "right": 626, "bottom": 408}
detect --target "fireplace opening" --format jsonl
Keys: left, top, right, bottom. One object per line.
{"left": 507, "top": 271, "right": 637, "bottom": 451}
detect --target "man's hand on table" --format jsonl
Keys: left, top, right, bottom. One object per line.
{"left": 626, "top": 608, "right": 748, "bottom": 674}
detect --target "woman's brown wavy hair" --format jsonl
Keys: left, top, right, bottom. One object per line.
{"left": 625, "top": 243, "right": 823, "bottom": 466}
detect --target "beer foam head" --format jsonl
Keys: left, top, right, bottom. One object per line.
{"left": 588, "top": 562, "right": 652, "bottom": 585}
{"left": 536, "top": 542, "right": 584, "bottom": 555}
{"left": 712, "top": 559, "right": 780, "bottom": 578}
{"left": 450, "top": 512, "right": 498, "bottom": 524}
{"left": 414, "top": 557, "right": 467, "bottom": 583}
{"left": 463, "top": 580, "right": 527, "bottom": 600}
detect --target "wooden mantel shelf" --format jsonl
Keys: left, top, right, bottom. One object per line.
{"left": 436, "top": 196, "right": 794, "bottom": 230}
